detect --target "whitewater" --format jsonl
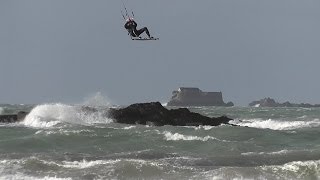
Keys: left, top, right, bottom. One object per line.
{"left": 0, "top": 101, "right": 320, "bottom": 179}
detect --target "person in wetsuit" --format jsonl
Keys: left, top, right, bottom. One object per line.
{"left": 124, "top": 18, "right": 152, "bottom": 38}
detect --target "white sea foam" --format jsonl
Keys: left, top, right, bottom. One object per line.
{"left": 261, "top": 159, "right": 320, "bottom": 179}
{"left": 0, "top": 158, "right": 71, "bottom": 180}
{"left": 22, "top": 103, "right": 112, "bottom": 128}
{"left": 297, "top": 115, "right": 308, "bottom": 119}
{"left": 197, "top": 159, "right": 320, "bottom": 180}
{"left": 0, "top": 107, "right": 4, "bottom": 115}
{"left": 275, "top": 160, "right": 320, "bottom": 173}
{"left": 123, "top": 126, "right": 136, "bottom": 130}
{"left": 0, "top": 175, "right": 71, "bottom": 180}
{"left": 163, "top": 131, "right": 228, "bottom": 142}
{"left": 35, "top": 129, "right": 95, "bottom": 136}
{"left": 197, "top": 125, "right": 217, "bottom": 130}
{"left": 44, "top": 158, "right": 162, "bottom": 169}
{"left": 241, "top": 149, "right": 290, "bottom": 156}
{"left": 60, "top": 159, "right": 119, "bottom": 169}
{"left": 232, "top": 118, "right": 320, "bottom": 130}
{"left": 184, "top": 125, "right": 217, "bottom": 131}
{"left": 0, "top": 157, "right": 114, "bottom": 171}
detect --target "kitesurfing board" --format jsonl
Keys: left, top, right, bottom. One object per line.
{"left": 131, "top": 37, "right": 159, "bottom": 41}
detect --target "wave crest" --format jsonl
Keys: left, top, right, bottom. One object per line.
{"left": 163, "top": 131, "right": 228, "bottom": 142}
{"left": 232, "top": 118, "right": 320, "bottom": 130}
{"left": 261, "top": 160, "right": 320, "bottom": 179}
{"left": 22, "top": 103, "right": 112, "bottom": 128}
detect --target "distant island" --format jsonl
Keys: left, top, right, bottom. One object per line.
{"left": 249, "top": 97, "right": 320, "bottom": 108}
{"left": 167, "top": 87, "right": 234, "bottom": 107}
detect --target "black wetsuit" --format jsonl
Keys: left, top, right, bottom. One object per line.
{"left": 124, "top": 20, "right": 151, "bottom": 38}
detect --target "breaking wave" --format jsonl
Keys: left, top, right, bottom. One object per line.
{"left": 22, "top": 103, "right": 112, "bottom": 128}
{"left": 34, "top": 129, "right": 96, "bottom": 136}
{"left": 260, "top": 159, "right": 320, "bottom": 179}
{"left": 197, "top": 159, "right": 320, "bottom": 180}
{"left": 0, "top": 175, "right": 70, "bottom": 180}
{"left": 161, "top": 102, "right": 168, "bottom": 106}
{"left": 163, "top": 131, "right": 229, "bottom": 142}
{"left": 32, "top": 158, "right": 121, "bottom": 169}
{"left": 241, "top": 149, "right": 291, "bottom": 156}
{"left": 232, "top": 118, "right": 320, "bottom": 130}
{"left": 0, "top": 157, "right": 172, "bottom": 179}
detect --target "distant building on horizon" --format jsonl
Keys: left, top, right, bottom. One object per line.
{"left": 167, "top": 87, "right": 233, "bottom": 107}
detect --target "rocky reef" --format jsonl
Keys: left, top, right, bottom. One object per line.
{"left": 0, "top": 111, "right": 28, "bottom": 123}
{"left": 249, "top": 97, "right": 320, "bottom": 108}
{"left": 167, "top": 87, "right": 234, "bottom": 106}
{"left": 0, "top": 102, "right": 233, "bottom": 127}
{"left": 107, "top": 102, "right": 233, "bottom": 126}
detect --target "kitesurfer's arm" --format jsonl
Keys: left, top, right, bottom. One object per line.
{"left": 132, "top": 21, "right": 137, "bottom": 28}
{"left": 124, "top": 22, "right": 130, "bottom": 29}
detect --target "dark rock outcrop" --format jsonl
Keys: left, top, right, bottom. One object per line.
{"left": 249, "top": 97, "right": 277, "bottom": 107}
{"left": 167, "top": 87, "right": 233, "bottom": 107}
{"left": 1, "top": 102, "right": 234, "bottom": 127}
{"left": 249, "top": 97, "right": 320, "bottom": 108}
{"left": 0, "top": 111, "right": 28, "bottom": 123}
{"left": 107, "top": 102, "right": 233, "bottom": 126}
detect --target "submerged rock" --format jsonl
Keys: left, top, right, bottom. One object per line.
{"left": 107, "top": 102, "right": 233, "bottom": 126}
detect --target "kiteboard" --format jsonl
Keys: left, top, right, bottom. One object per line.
{"left": 131, "top": 37, "right": 159, "bottom": 41}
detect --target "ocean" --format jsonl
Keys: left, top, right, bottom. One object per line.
{"left": 0, "top": 103, "right": 319, "bottom": 180}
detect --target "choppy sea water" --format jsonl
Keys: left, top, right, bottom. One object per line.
{"left": 0, "top": 103, "right": 319, "bottom": 180}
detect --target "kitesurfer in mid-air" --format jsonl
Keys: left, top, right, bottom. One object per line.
{"left": 124, "top": 18, "right": 153, "bottom": 39}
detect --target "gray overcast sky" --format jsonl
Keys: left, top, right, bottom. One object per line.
{"left": 1, "top": 0, "right": 320, "bottom": 105}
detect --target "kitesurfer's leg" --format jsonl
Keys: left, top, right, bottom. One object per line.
{"left": 135, "top": 27, "right": 151, "bottom": 38}
{"left": 128, "top": 30, "right": 137, "bottom": 37}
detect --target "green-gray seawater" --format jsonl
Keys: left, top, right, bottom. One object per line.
{"left": 0, "top": 104, "right": 319, "bottom": 179}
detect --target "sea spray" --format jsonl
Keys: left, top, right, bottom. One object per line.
{"left": 22, "top": 103, "right": 112, "bottom": 128}
{"left": 0, "top": 107, "right": 4, "bottom": 115}
{"left": 82, "top": 92, "right": 113, "bottom": 107}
